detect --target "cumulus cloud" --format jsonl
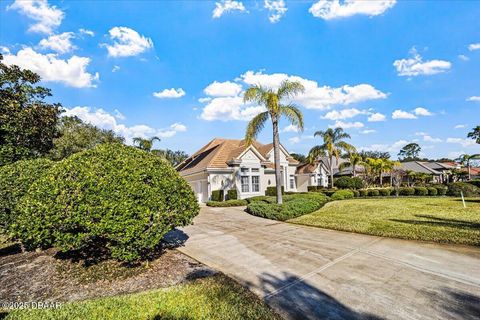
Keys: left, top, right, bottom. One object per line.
{"left": 392, "top": 109, "right": 417, "bottom": 119}
{"left": 422, "top": 135, "right": 442, "bottom": 143}
{"left": 8, "top": 0, "right": 64, "bottom": 34}
{"left": 413, "top": 107, "right": 433, "bottom": 116}
{"left": 367, "top": 112, "right": 386, "bottom": 122}
{"left": 281, "top": 124, "right": 300, "bottom": 133}
{"left": 104, "top": 27, "right": 153, "bottom": 57}
{"left": 360, "top": 129, "right": 376, "bottom": 134}
{"left": 38, "top": 32, "right": 76, "bottom": 54}
{"left": 393, "top": 49, "right": 451, "bottom": 77}
{"left": 468, "top": 43, "right": 480, "bottom": 51}
{"left": 204, "top": 81, "right": 243, "bottom": 97}
{"left": 212, "top": 0, "right": 246, "bottom": 18}
{"left": 458, "top": 55, "right": 469, "bottom": 61}
{"left": 454, "top": 124, "right": 467, "bottom": 129}
{"left": 264, "top": 0, "right": 287, "bottom": 23}
{"left": 309, "top": 0, "right": 396, "bottom": 20}
{"left": 2, "top": 47, "right": 99, "bottom": 88}
{"left": 322, "top": 108, "right": 366, "bottom": 120}
{"left": 64, "top": 106, "right": 186, "bottom": 144}
{"left": 200, "top": 96, "right": 266, "bottom": 121}
{"left": 79, "top": 28, "right": 94, "bottom": 37}
{"left": 361, "top": 139, "right": 409, "bottom": 153}
{"left": 329, "top": 121, "right": 364, "bottom": 129}
{"left": 446, "top": 138, "right": 476, "bottom": 148}
{"left": 467, "top": 96, "right": 480, "bottom": 102}
{"left": 153, "top": 88, "right": 186, "bottom": 99}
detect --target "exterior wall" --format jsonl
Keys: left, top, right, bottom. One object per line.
{"left": 181, "top": 171, "right": 209, "bottom": 203}
{"left": 296, "top": 174, "right": 310, "bottom": 192}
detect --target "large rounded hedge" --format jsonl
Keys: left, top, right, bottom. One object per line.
{"left": 446, "top": 182, "right": 480, "bottom": 197}
{"left": 0, "top": 158, "right": 54, "bottom": 232}
{"left": 13, "top": 144, "right": 199, "bottom": 262}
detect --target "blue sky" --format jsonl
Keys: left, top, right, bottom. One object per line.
{"left": 1, "top": 0, "right": 479, "bottom": 159}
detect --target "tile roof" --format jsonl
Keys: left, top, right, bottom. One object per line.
{"left": 177, "top": 138, "right": 298, "bottom": 175}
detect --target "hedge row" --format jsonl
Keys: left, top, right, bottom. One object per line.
{"left": 354, "top": 186, "right": 447, "bottom": 197}
{"left": 1, "top": 144, "right": 199, "bottom": 263}
{"left": 206, "top": 199, "right": 247, "bottom": 207}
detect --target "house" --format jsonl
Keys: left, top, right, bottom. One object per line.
{"left": 176, "top": 138, "right": 302, "bottom": 202}
{"left": 398, "top": 161, "right": 455, "bottom": 183}
{"left": 296, "top": 161, "right": 330, "bottom": 189}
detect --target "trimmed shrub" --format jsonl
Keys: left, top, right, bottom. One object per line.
{"left": 334, "top": 176, "right": 364, "bottom": 189}
{"left": 245, "top": 195, "right": 270, "bottom": 203}
{"left": 414, "top": 187, "right": 428, "bottom": 196}
{"left": 352, "top": 190, "right": 360, "bottom": 197}
{"left": 13, "top": 144, "right": 199, "bottom": 263}
{"left": 399, "top": 187, "right": 415, "bottom": 196}
{"left": 467, "top": 179, "right": 480, "bottom": 188}
{"left": 331, "top": 190, "right": 355, "bottom": 201}
{"left": 226, "top": 189, "right": 238, "bottom": 200}
{"left": 266, "top": 186, "right": 284, "bottom": 196}
{"left": 207, "top": 199, "right": 247, "bottom": 207}
{"left": 368, "top": 189, "right": 380, "bottom": 197}
{"left": 446, "top": 182, "right": 480, "bottom": 197}
{"left": 0, "top": 158, "right": 54, "bottom": 232}
{"left": 427, "top": 187, "right": 438, "bottom": 196}
{"left": 378, "top": 188, "right": 391, "bottom": 196}
{"left": 246, "top": 198, "right": 324, "bottom": 221}
{"left": 359, "top": 189, "right": 368, "bottom": 197}
{"left": 211, "top": 190, "right": 224, "bottom": 202}
{"left": 434, "top": 185, "right": 447, "bottom": 196}
{"left": 307, "top": 186, "right": 319, "bottom": 192}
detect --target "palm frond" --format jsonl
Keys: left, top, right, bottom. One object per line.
{"left": 243, "top": 85, "right": 267, "bottom": 104}
{"left": 308, "top": 144, "right": 327, "bottom": 162}
{"left": 280, "top": 104, "right": 304, "bottom": 132}
{"left": 336, "top": 141, "right": 356, "bottom": 153}
{"left": 245, "top": 111, "right": 269, "bottom": 145}
{"left": 277, "top": 80, "right": 305, "bottom": 100}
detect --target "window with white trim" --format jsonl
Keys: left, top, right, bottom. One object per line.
{"left": 289, "top": 175, "right": 295, "bottom": 189}
{"left": 241, "top": 176, "right": 250, "bottom": 192}
{"left": 252, "top": 176, "right": 260, "bottom": 192}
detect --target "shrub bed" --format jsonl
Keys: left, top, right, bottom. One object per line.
{"left": 331, "top": 190, "right": 354, "bottom": 201}
{"left": 211, "top": 190, "right": 224, "bottom": 202}
{"left": 467, "top": 179, "right": 480, "bottom": 188}
{"left": 368, "top": 189, "right": 380, "bottom": 197}
{"left": 399, "top": 187, "right": 415, "bottom": 196}
{"left": 265, "top": 186, "right": 284, "bottom": 196}
{"left": 352, "top": 190, "right": 360, "bottom": 197}
{"left": 435, "top": 185, "right": 447, "bottom": 195}
{"left": 227, "top": 189, "right": 238, "bottom": 200}
{"left": 207, "top": 199, "right": 247, "bottom": 207}
{"left": 414, "top": 187, "right": 428, "bottom": 196}
{"left": 334, "top": 176, "right": 364, "bottom": 189}
{"left": 427, "top": 187, "right": 438, "bottom": 196}
{"left": 377, "top": 188, "right": 390, "bottom": 196}
{"left": 12, "top": 144, "right": 199, "bottom": 263}
{"left": 359, "top": 189, "right": 368, "bottom": 197}
{"left": 446, "top": 182, "right": 480, "bottom": 197}
{"left": 0, "top": 158, "right": 54, "bottom": 232}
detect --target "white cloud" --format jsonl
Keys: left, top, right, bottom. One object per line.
{"left": 79, "top": 28, "right": 94, "bottom": 37}
{"left": 113, "top": 109, "right": 125, "bottom": 120}
{"left": 413, "top": 107, "right": 433, "bottom": 116}
{"left": 281, "top": 124, "right": 300, "bottom": 133}
{"left": 393, "top": 49, "right": 451, "bottom": 76}
{"left": 241, "top": 70, "right": 386, "bottom": 109}
{"left": 288, "top": 135, "right": 314, "bottom": 144}
{"left": 322, "top": 108, "right": 366, "bottom": 120}
{"left": 198, "top": 97, "right": 212, "bottom": 103}
{"left": 112, "top": 65, "right": 120, "bottom": 73}
{"left": 38, "top": 32, "right": 75, "bottom": 54}
{"left": 64, "top": 106, "right": 186, "bottom": 143}
{"left": 153, "top": 88, "right": 186, "bottom": 99}
{"left": 309, "top": 0, "right": 396, "bottom": 20}
{"left": 330, "top": 121, "right": 364, "bottom": 129}
{"left": 2, "top": 47, "right": 99, "bottom": 88}
{"left": 467, "top": 96, "right": 480, "bottom": 102}
{"left": 423, "top": 135, "right": 442, "bottom": 143}
{"left": 454, "top": 124, "right": 467, "bottom": 129}
{"left": 104, "top": 27, "right": 153, "bottom": 57}
{"left": 447, "top": 151, "right": 465, "bottom": 159}
{"left": 200, "top": 96, "right": 266, "bottom": 121}
{"left": 361, "top": 139, "right": 408, "bottom": 153}
{"left": 392, "top": 109, "right": 417, "bottom": 119}
{"left": 264, "top": 0, "right": 287, "bottom": 23}
{"left": 204, "top": 81, "right": 243, "bottom": 97}
{"left": 446, "top": 138, "right": 476, "bottom": 148}
{"left": 212, "top": 0, "right": 246, "bottom": 18}
{"left": 458, "top": 54, "right": 469, "bottom": 61}
{"left": 360, "top": 129, "right": 376, "bottom": 134}
{"left": 468, "top": 43, "right": 480, "bottom": 51}
{"left": 8, "top": 0, "right": 64, "bottom": 34}
{"left": 367, "top": 112, "right": 386, "bottom": 122}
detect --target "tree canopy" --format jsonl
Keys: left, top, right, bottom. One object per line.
{"left": 398, "top": 143, "right": 421, "bottom": 161}
{"left": 467, "top": 125, "right": 480, "bottom": 144}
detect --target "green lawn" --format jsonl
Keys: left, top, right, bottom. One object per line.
{"left": 3, "top": 275, "right": 280, "bottom": 320}
{"left": 289, "top": 197, "right": 480, "bottom": 246}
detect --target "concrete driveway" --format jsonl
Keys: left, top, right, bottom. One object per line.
{"left": 175, "top": 206, "right": 480, "bottom": 320}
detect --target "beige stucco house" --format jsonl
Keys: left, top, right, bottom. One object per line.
{"left": 177, "top": 138, "right": 328, "bottom": 202}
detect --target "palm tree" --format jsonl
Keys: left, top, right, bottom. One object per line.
{"left": 308, "top": 128, "right": 355, "bottom": 188}
{"left": 456, "top": 153, "right": 480, "bottom": 180}
{"left": 244, "top": 80, "right": 305, "bottom": 204}
{"left": 132, "top": 136, "right": 161, "bottom": 152}
{"left": 339, "top": 152, "right": 365, "bottom": 177}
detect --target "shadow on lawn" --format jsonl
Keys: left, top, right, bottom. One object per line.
{"left": 389, "top": 215, "right": 480, "bottom": 230}
{"left": 454, "top": 198, "right": 480, "bottom": 203}
{"left": 246, "top": 272, "right": 382, "bottom": 320}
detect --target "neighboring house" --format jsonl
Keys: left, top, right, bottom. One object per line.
{"left": 296, "top": 161, "right": 330, "bottom": 189}
{"left": 176, "top": 138, "right": 300, "bottom": 202}
{"left": 399, "top": 161, "right": 455, "bottom": 183}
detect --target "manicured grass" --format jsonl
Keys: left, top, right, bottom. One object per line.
{"left": 289, "top": 197, "right": 480, "bottom": 246}
{"left": 3, "top": 275, "right": 280, "bottom": 320}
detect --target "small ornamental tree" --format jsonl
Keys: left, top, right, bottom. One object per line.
{"left": 13, "top": 144, "right": 199, "bottom": 262}
{"left": 0, "top": 158, "right": 53, "bottom": 232}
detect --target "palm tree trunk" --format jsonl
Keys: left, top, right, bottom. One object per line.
{"left": 468, "top": 160, "right": 471, "bottom": 180}
{"left": 272, "top": 117, "right": 283, "bottom": 204}
{"left": 329, "top": 155, "right": 334, "bottom": 189}
{"left": 380, "top": 171, "right": 383, "bottom": 186}
{"left": 352, "top": 164, "right": 356, "bottom": 177}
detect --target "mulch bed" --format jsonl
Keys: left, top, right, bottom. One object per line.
{"left": 0, "top": 243, "right": 215, "bottom": 303}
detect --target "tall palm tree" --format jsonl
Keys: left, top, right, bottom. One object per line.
{"left": 308, "top": 128, "right": 355, "bottom": 188}
{"left": 244, "top": 80, "right": 305, "bottom": 204}
{"left": 339, "top": 152, "right": 365, "bottom": 177}
{"left": 132, "top": 136, "right": 161, "bottom": 152}
{"left": 456, "top": 153, "right": 480, "bottom": 180}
